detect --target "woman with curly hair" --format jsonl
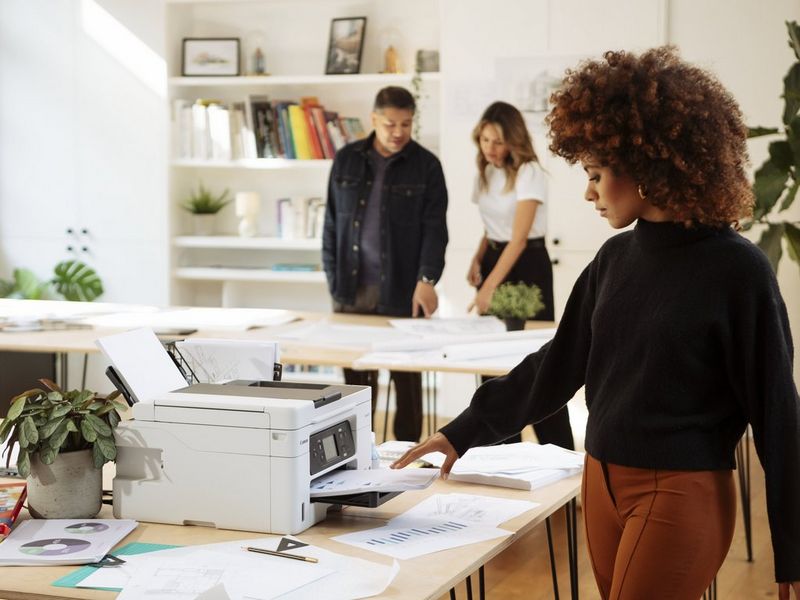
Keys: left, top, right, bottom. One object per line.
{"left": 393, "top": 47, "right": 800, "bottom": 599}
{"left": 467, "top": 101, "right": 574, "bottom": 450}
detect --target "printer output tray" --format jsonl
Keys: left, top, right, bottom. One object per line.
{"left": 311, "top": 490, "right": 401, "bottom": 508}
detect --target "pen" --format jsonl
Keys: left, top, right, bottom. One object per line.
{"left": 243, "top": 546, "right": 319, "bottom": 563}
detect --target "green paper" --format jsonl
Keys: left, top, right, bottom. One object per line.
{"left": 52, "top": 541, "right": 181, "bottom": 591}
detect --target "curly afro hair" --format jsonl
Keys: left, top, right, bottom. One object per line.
{"left": 546, "top": 46, "right": 753, "bottom": 226}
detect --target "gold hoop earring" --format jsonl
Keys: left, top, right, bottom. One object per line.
{"left": 637, "top": 184, "right": 647, "bottom": 200}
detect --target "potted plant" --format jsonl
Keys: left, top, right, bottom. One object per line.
{"left": 0, "top": 379, "right": 126, "bottom": 519}
{"left": 0, "top": 259, "right": 104, "bottom": 301}
{"left": 181, "top": 182, "right": 231, "bottom": 235}
{"left": 488, "top": 282, "right": 545, "bottom": 331}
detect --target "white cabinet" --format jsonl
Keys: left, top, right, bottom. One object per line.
{"left": 165, "top": 0, "right": 441, "bottom": 309}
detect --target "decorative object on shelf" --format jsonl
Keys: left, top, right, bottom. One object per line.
{"left": 252, "top": 47, "right": 266, "bottom": 75}
{"left": 181, "top": 38, "right": 240, "bottom": 77}
{"left": 487, "top": 282, "right": 545, "bottom": 331}
{"left": 243, "top": 29, "right": 268, "bottom": 76}
{"left": 0, "top": 260, "right": 103, "bottom": 302}
{"left": 743, "top": 20, "right": 800, "bottom": 276}
{"left": 416, "top": 49, "right": 439, "bottom": 73}
{"left": 235, "top": 191, "right": 261, "bottom": 237}
{"left": 325, "top": 17, "right": 367, "bottom": 75}
{"left": 379, "top": 28, "right": 403, "bottom": 73}
{"left": 0, "top": 379, "right": 127, "bottom": 519}
{"left": 181, "top": 182, "right": 231, "bottom": 235}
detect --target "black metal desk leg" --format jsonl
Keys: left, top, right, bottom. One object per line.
{"left": 565, "top": 498, "right": 579, "bottom": 600}
{"left": 735, "top": 436, "right": 753, "bottom": 561}
{"left": 546, "top": 516, "right": 561, "bottom": 600}
{"left": 479, "top": 565, "right": 485, "bottom": 600}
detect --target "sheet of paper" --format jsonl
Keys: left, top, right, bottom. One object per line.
{"left": 332, "top": 520, "right": 510, "bottom": 560}
{"left": 95, "top": 328, "right": 188, "bottom": 403}
{"left": 388, "top": 316, "right": 505, "bottom": 336}
{"left": 440, "top": 336, "right": 552, "bottom": 361}
{"left": 275, "top": 320, "right": 416, "bottom": 349}
{"left": 85, "top": 536, "right": 397, "bottom": 600}
{"left": 395, "top": 493, "right": 539, "bottom": 528}
{"left": 371, "top": 327, "right": 556, "bottom": 352}
{"left": 434, "top": 443, "right": 585, "bottom": 475}
{"left": 175, "top": 338, "right": 278, "bottom": 383}
{"left": 0, "top": 519, "right": 137, "bottom": 566}
{"left": 84, "top": 307, "right": 295, "bottom": 331}
{"left": 310, "top": 468, "right": 438, "bottom": 497}
{"left": 116, "top": 548, "right": 333, "bottom": 600}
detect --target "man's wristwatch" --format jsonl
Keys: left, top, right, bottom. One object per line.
{"left": 419, "top": 275, "right": 436, "bottom": 285}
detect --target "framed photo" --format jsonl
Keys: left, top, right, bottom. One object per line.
{"left": 325, "top": 17, "right": 367, "bottom": 75}
{"left": 182, "top": 38, "right": 240, "bottom": 77}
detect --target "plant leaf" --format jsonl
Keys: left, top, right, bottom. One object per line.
{"left": 21, "top": 416, "right": 39, "bottom": 447}
{"left": 38, "top": 417, "right": 64, "bottom": 440}
{"left": 51, "top": 403, "right": 72, "bottom": 419}
{"left": 783, "top": 63, "right": 800, "bottom": 125}
{"left": 107, "top": 410, "right": 121, "bottom": 429}
{"left": 747, "top": 126, "right": 781, "bottom": 138}
{"left": 769, "top": 140, "right": 794, "bottom": 172}
{"left": 95, "top": 435, "right": 116, "bottom": 461}
{"left": 80, "top": 419, "right": 98, "bottom": 443}
{"left": 752, "top": 159, "right": 791, "bottom": 219}
{"left": 785, "top": 223, "right": 800, "bottom": 263}
{"left": 789, "top": 20, "right": 800, "bottom": 60}
{"left": 17, "top": 450, "right": 30, "bottom": 478}
{"left": 49, "top": 420, "right": 70, "bottom": 449}
{"left": 92, "top": 442, "right": 106, "bottom": 469}
{"left": 40, "top": 445, "right": 57, "bottom": 465}
{"left": 39, "top": 378, "right": 62, "bottom": 394}
{"left": 757, "top": 223, "right": 786, "bottom": 272}
{"left": 5, "top": 394, "right": 29, "bottom": 421}
{"left": 85, "top": 413, "right": 112, "bottom": 437}
{"left": 779, "top": 180, "right": 799, "bottom": 212}
{"left": 12, "top": 268, "right": 43, "bottom": 299}
{"left": 51, "top": 260, "right": 104, "bottom": 302}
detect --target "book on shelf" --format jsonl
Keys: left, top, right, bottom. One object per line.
{"left": 287, "top": 104, "right": 314, "bottom": 160}
{"left": 246, "top": 94, "right": 280, "bottom": 159}
{"left": 206, "top": 103, "right": 232, "bottom": 160}
{"left": 276, "top": 196, "right": 326, "bottom": 240}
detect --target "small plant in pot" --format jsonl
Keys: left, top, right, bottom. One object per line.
{"left": 488, "top": 282, "right": 545, "bottom": 331}
{"left": 0, "top": 379, "right": 126, "bottom": 519}
{"left": 181, "top": 182, "right": 231, "bottom": 235}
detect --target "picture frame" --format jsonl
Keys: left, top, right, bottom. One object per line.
{"left": 181, "top": 38, "right": 241, "bottom": 77}
{"left": 325, "top": 17, "right": 367, "bottom": 75}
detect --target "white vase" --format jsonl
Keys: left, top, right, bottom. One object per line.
{"left": 27, "top": 449, "right": 102, "bottom": 519}
{"left": 192, "top": 214, "right": 216, "bottom": 236}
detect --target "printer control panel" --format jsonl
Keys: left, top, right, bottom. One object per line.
{"left": 309, "top": 420, "right": 356, "bottom": 476}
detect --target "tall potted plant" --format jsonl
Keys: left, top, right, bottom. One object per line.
{"left": 0, "top": 380, "right": 126, "bottom": 519}
{"left": 745, "top": 20, "right": 800, "bottom": 273}
{"left": 181, "top": 182, "right": 231, "bottom": 235}
{"left": 487, "top": 282, "right": 545, "bottom": 331}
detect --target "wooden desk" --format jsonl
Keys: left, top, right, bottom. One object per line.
{"left": 0, "top": 475, "right": 581, "bottom": 600}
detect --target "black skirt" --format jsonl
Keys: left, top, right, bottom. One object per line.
{"left": 479, "top": 237, "right": 555, "bottom": 321}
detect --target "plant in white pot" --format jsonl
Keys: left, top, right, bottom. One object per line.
{"left": 181, "top": 182, "right": 231, "bottom": 235}
{"left": 0, "top": 379, "right": 126, "bottom": 519}
{"left": 487, "top": 282, "right": 545, "bottom": 331}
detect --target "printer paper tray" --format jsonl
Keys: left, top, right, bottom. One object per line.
{"left": 311, "top": 490, "right": 401, "bottom": 508}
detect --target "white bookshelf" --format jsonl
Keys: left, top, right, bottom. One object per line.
{"left": 167, "top": 0, "right": 441, "bottom": 310}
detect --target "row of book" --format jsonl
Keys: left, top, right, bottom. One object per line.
{"left": 173, "top": 96, "right": 367, "bottom": 161}
{"left": 276, "top": 196, "right": 326, "bottom": 240}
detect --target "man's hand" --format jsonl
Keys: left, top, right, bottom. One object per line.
{"left": 391, "top": 432, "right": 459, "bottom": 479}
{"left": 412, "top": 280, "right": 438, "bottom": 317}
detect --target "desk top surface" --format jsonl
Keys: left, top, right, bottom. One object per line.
{"left": 0, "top": 302, "right": 555, "bottom": 376}
{"left": 0, "top": 474, "right": 581, "bottom": 600}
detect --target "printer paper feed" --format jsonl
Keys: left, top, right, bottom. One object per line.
{"left": 174, "top": 338, "right": 278, "bottom": 383}
{"left": 96, "top": 328, "right": 188, "bottom": 403}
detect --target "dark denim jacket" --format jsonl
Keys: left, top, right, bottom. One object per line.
{"left": 322, "top": 133, "right": 448, "bottom": 316}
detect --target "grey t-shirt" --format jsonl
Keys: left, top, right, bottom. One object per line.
{"left": 359, "top": 148, "right": 391, "bottom": 285}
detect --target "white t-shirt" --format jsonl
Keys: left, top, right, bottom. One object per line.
{"left": 471, "top": 161, "right": 547, "bottom": 241}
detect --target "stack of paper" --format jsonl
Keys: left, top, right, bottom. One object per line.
{"left": 309, "top": 468, "right": 438, "bottom": 497}
{"left": 426, "top": 442, "right": 584, "bottom": 490}
{"left": 0, "top": 519, "right": 137, "bottom": 566}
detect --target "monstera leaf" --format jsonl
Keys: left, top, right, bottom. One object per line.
{"left": 51, "top": 260, "right": 104, "bottom": 302}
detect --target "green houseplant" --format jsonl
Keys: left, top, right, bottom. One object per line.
{"left": 0, "top": 259, "right": 103, "bottom": 301}
{"left": 745, "top": 20, "right": 800, "bottom": 273}
{"left": 181, "top": 182, "right": 231, "bottom": 236}
{"left": 488, "top": 282, "right": 545, "bottom": 331}
{"left": 0, "top": 379, "right": 126, "bottom": 518}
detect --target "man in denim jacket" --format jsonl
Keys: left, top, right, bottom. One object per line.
{"left": 322, "top": 86, "right": 449, "bottom": 442}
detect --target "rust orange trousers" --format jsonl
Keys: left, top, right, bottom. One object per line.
{"left": 582, "top": 454, "right": 737, "bottom": 599}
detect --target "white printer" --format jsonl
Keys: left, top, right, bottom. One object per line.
{"left": 97, "top": 328, "right": 374, "bottom": 535}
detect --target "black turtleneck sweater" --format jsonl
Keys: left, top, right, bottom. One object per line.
{"left": 441, "top": 218, "right": 800, "bottom": 582}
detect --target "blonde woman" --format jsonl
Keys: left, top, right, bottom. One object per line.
{"left": 467, "top": 101, "right": 573, "bottom": 449}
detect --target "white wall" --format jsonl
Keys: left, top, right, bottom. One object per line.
{"left": 0, "top": 0, "right": 169, "bottom": 305}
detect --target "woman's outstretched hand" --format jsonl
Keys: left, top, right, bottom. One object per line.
{"left": 390, "top": 432, "right": 459, "bottom": 479}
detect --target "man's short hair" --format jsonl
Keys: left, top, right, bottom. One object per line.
{"left": 373, "top": 86, "right": 416, "bottom": 113}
